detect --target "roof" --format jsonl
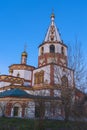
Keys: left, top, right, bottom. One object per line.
{"left": 0, "top": 88, "right": 30, "bottom": 98}
{"left": 9, "top": 64, "right": 35, "bottom": 70}
{"left": 39, "top": 13, "right": 67, "bottom": 48}
{"left": 44, "top": 13, "right": 61, "bottom": 42}
{"left": 75, "top": 88, "right": 86, "bottom": 97}
{"left": 0, "top": 88, "right": 60, "bottom": 100}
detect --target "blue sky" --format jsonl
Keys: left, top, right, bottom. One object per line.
{"left": 0, "top": 0, "right": 87, "bottom": 74}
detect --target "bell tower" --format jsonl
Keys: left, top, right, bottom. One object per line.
{"left": 38, "top": 13, "right": 68, "bottom": 67}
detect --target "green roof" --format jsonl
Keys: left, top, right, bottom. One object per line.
{"left": 0, "top": 88, "right": 30, "bottom": 98}
{"left": 0, "top": 88, "right": 60, "bottom": 100}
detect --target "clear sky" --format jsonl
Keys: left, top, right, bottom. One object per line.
{"left": 0, "top": 0, "right": 87, "bottom": 74}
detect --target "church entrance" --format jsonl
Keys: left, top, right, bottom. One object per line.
{"left": 35, "top": 105, "right": 40, "bottom": 118}
{"left": 11, "top": 103, "right": 22, "bottom": 117}
{"left": 35, "top": 102, "right": 45, "bottom": 118}
{"left": 13, "top": 107, "right": 19, "bottom": 117}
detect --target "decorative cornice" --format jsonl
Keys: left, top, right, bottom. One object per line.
{"left": 0, "top": 83, "right": 61, "bottom": 91}
{"left": 0, "top": 85, "right": 33, "bottom": 91}
{"left": 32, "top": 84, "right": 61, "bottom": 90}
{"left": 9, "top": 64, "right": 35, "bottom": 71}
{"left": 0, "top": 75, "right": 24, "bottom": 84}
{"left": 39, "top": 41, "right": 67, "bottom": 48}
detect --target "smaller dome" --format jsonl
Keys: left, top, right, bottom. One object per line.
{"left": 22, "top": 51, "right": 27, "bottom": 57}
{"left": 51, "top": 13, "right": 55, "bottom": 19}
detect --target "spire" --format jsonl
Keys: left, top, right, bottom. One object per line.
{"left": 24, "top": 44, "right": 27, "bottom": 52}
{"left": 44, "top": 13, "right": 61, "bottom": 42}
{"left": 51, "top": 9, "right": 55, "bottom": 23}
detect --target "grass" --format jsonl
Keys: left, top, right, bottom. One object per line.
{"left": 0, "top": 117, "right": 87, "bottom": 130}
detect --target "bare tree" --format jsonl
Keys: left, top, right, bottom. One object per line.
{"left": 61, "top": 75, "right": 73, "bottom": 122}
{"left": 0, "top": 102, "right": 6, "bottom": 117}
{"left": 68, "top": 39, "right": 87, "bottom": 92}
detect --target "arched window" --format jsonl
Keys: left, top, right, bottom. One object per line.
{"left": 51, "top": 36, "right": 54, "bottom": 41}
{"left": 17, "top": 72, "right": 20, "bottom": 77}
{"left": 40, "top": 47, "right": 44, "bottom": 55}
{"left": 34, "top": 70, "right": 44, "bottom": 84}
{"left": 34, "top": 73, "right": 39, "bottom": 84}
{"left": 61, "top": 46, "right": 64, "bottom": 55}
{"left": 39, "top": 70, "right": 44, "bottom": 83}
{"left": 50, "top": 45, "right": 55, "bottom": 53}
{"left": 12, "top": 103, "right": 22, "bottom": 117}
{"left": 61, "top": 75, "right": 68, "bottom": 87}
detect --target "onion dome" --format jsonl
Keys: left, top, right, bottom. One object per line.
{"left": 51, "top": 13, "right": 55, "bottom": 19}
{"left": 21, "top": 50, "right": 28, "bottom": 64}
{"left": 22, "top": 51, "right": 27, "bottom": 57}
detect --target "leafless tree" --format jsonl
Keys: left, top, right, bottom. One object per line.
{"left": 68, "top": 39, "right": 87, "bottom": 92}
{"left": 0, "top": 102, "right": 6, "bottom": 117}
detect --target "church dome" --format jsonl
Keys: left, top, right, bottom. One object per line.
{"left": 22, "top": 51, "right": 27, "bottom": 57}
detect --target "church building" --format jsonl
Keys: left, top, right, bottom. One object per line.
{"left": 0, "top": 13, "right": 74, "bottom": 119}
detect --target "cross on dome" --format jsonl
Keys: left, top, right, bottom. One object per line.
{"left": 22, "top": 44, "right": 28, "bottom": 57}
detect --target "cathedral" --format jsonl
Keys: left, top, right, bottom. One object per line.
{"left": 0, "top": 13, "right": 75, "bottom": 119}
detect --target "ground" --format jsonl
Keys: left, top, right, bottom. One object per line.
{"left": 0, "top": 117, "right": 87, "bottom": 130}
